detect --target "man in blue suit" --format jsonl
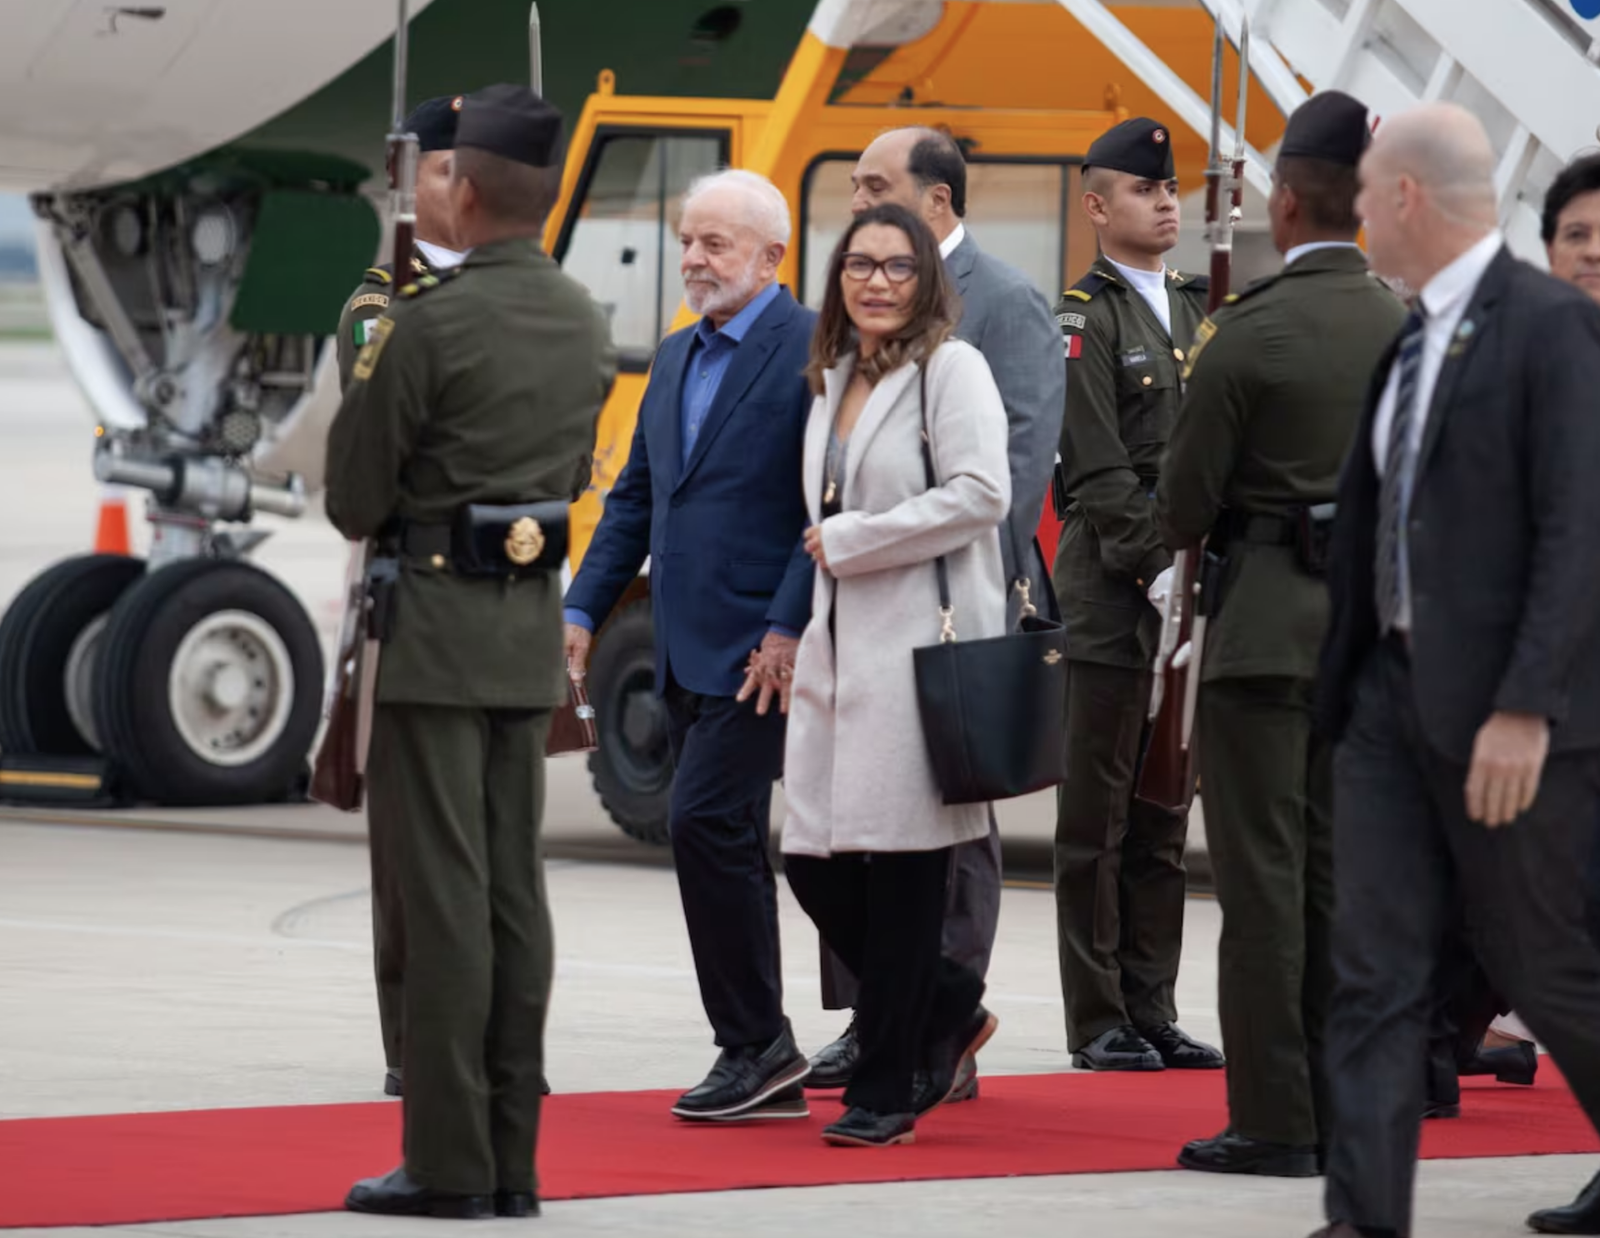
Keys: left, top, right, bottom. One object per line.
{"left": 563, "top": 169, "right": 817, "bottom": 1122}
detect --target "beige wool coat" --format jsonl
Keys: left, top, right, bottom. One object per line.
{"left": 781, "top": 340, "right": 1011, "bottom": 858}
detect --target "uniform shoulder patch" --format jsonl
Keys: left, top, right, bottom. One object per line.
{"left": 399, "top": 267, "right": 463, "bottom": 299}
{"left": 1182, "top": 317, "right": 1220, "bottom": 382}
{"left": 350, "top": 316, "right": 396, "bottom": 383}
{"left": 350, "top": 292, "right": 389, "bottom": 312}
{"left": 363, "top": 266, "right": 393, "bottom": 286}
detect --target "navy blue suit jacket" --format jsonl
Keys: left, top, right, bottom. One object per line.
{"left": 566, "top": 288, "right": 818, "bottom": 697}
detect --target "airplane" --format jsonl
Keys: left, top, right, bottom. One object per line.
{"left": 0, "top": 0, "right": 817, "bottom": 808}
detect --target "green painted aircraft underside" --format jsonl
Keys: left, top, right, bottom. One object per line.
{"left": 228, "top": 0, "right": 817, "bottom": 181}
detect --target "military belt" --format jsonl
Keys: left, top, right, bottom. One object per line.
{"left": 395, "top": 502, "right": 569, "bottom": 576}
{"left": 1217, "top": 511, "right": 1297, "bottom": 546}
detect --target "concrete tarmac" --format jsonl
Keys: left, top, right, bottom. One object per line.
{"left": 2, "top": 340, "right": 1593, "bottom": 1236}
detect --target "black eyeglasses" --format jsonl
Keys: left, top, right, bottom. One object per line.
{"left": 841, "top": 253, "right": 918, "bottom": 283}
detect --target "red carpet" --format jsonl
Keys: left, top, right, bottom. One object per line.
{"left": 3, "top": 1070, "right": 1595, "bottom": 1228}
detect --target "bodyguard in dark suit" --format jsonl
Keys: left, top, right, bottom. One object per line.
{"left": 1158, "top": 91, "right": 1403, "bottom": 1179}
{"left": 1309, "top": 104, "right": 1600, "bottom": 1238}
{"left": 806, "top": 126, "right": 1066, "bottom": 1094}
{"left": 564, "top": 170, "right": 817, "bottom": 1122}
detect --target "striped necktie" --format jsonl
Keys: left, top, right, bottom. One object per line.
{"left": 1376, "top": 307, "right": 1429, "bottom": 633}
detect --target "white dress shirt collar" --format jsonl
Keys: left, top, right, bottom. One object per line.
{"left": 1283, "top": 240, "right": 1362, "bottom": 268}
{"left": 1417, "top": 230, "right": 1503, "bottom": 326}
{"left": 939, "top": 222, "right": 967, "bottom": 260}
{"left": 416, "top": 239, "right": 467, "bottom": 270}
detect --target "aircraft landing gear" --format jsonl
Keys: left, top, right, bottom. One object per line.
{"left": 0, "top": 556, "right": 323, "bottom": 807}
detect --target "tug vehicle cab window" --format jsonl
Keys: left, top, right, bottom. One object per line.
{"left": 555, "top": 129, "right": 729, "bottom": 371}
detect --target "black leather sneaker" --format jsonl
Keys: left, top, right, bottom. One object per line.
{"left": 671, "top": 1021, "right": 811, "bottom": 1121}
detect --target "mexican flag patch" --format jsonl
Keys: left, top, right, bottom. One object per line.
{"left": 354, "top": 318, "right": 378, "bottom": 347}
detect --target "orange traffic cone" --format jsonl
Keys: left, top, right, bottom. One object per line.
{"left": 93, "top": 487, "right": 131, "bottom": 556}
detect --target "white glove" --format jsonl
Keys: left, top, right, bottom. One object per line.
{"left": 1146, "top": 565, "right": 1176, "bottom": 611}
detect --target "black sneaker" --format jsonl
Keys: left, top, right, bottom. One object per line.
{"left": 671, "top": 1021, "right": 811, "bottom": 1121}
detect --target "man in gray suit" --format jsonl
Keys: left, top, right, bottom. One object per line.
{"left": 805, "top": 125, "right": 1067, "bottom": 1094}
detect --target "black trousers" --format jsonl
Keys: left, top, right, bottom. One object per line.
{"left": 787, "top": 849, "right": 985, "bottom": 1114}
{"left": 664, "top": 680, "right": 787, "bottom": 1049}
{"left": 1324, "top": 640, "right": 1600, "bottom": 1235}
{"left": 817, "top": 810, "right": 1002, "bottom": 1010}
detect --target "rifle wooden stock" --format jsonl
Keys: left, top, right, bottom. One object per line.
{"left": 1135, "top": 550, "right": 1199, "bottom": 813}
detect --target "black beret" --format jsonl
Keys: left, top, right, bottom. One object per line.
{"left": 456, "top": 84, "right": 563, "bottom": 168}
{"left": 1084, "top": 117, "right": 1175, "bottom": 182}
{"left": 1279, "top": 90, "right": 1371, "bottom": 167}
{"left": 403, "top": 95, "right": 464, "bottom": 153}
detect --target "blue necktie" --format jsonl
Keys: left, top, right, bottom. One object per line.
{"left": 1376, "top": 307, "right": 1428, "bottom": 632}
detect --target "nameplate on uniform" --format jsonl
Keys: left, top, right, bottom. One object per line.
{"left": 1119, "top": 347, "right": 1150, "bottom": 368}
{"left": 351, "top": 317, "right": 396, "bottom": 382}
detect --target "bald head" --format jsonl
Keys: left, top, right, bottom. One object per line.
{"left": 851, "top": 126, "right": 966, "bottom": 240}
{"left": 1357, "top": 103, "right": 1500, "bottom": 287}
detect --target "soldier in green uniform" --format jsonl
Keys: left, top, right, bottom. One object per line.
{"left": 1052, "top": 117, "right": 1223, "bottom": 1074}
{"left": 1155, "top": 91, "right": 1404, "bottom": 1176}
{"left": 331, "top": 93, "right": 467, "bottom": 1103}
{"left": 335, "top": 94, "right": 467, "bottom": 394}
{"left": 329, "top": 84, "right": 617, "bottom": 1219}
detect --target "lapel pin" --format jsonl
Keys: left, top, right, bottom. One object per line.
{"left": 1456, "top": 319, "right": 1475, "bottom": 340}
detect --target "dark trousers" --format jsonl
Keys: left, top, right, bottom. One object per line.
{"left": 1199, "top": 675, "right": 1333, "bottom": 1148}
{"left": 788, "top": 849, "right": 985, "bottom": 1113}
{"left": 818, "top": 812, "right": 1002, "bottom": 1010}
{"left": 663, "top": 680, "right": 787, "bottom": 1049}
{"left": 368, "top": 793, "right": 406, "bottom": 1070}
{"left": 1423, "top": 942, "right": 1504, "bottom": 1111}
{"left": 1054, "top": 659, "right": 1189, "bottom": 1051}
{"left": 1324, "top": 640, "right": 1600, "bottom": 1235}
{"left": 1589, "top": 812, "right": 1600, "bottom": 949}
{"left": 367, "top": 703, "right": 553, "bottom": 1196}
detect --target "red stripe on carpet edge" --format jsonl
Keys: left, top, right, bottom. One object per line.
{"left": 1, "top": 1070, "right": 1594, "bottom": 1228}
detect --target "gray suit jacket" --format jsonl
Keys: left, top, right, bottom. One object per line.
{"left": 946, "top": 230, "right": 1067, "bottom": 613}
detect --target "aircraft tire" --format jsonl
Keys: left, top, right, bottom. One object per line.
{"left": 586, "top": 599, "right": 672, "bottom": 846}
{"left": 0, "top": 554, "right": 146, "bottom": 755}
{"left": 92, "top": 559, "right": 324, "bottom": 806}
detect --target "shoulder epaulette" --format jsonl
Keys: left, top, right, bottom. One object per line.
{"left": 364, "top": 266, "right": 393, "bottom": 286}
{"left": 1222, "top": 271, "right": 1282, "bottom": 307}
{"left": 1061, "top": 271, "right": 1111, "bottom": 303}
{"left": 398, "top": 267, "right": 464, "bottom": 299}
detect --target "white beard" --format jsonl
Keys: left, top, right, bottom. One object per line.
{"left": 683, "top": 254, "right": 763, "bottom": 321}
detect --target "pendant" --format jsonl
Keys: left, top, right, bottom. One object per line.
{"left": 823, "top": 480, "right": 836, "bottom": 504}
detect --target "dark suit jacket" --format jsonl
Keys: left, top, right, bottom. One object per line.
{"left": 565, "top": 288, "right": 817, "bottom": 698}
{"left": 945, "top": 232, "right": 1066, "bottom": 604}
{"left": 1317, "top": 246, "right": 1600, "bottom": 761}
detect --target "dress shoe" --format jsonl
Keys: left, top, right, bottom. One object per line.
{"left": 1422, "top": 1099, "right": 1460, "bottom": 1120}
{"left": 822, "top": 1106, "right": 916, "bottom": 1147}
{"left": 806, "top": 1017, "right": 860, "bottom": 1090}
{"left": 912, "top": 1005, "right": 998, "bottom": 1116}
{"left": 1072, "top": 1025, "right": 1164, "bottom": 1071}
{"left": 1306, "top": 1227, "right": 1366, "bottom": 1238}
{"left": 1461, "top": 1039, "right": 1538, "bottom": 1086}
{"left": 671, "top": 1021, "right": 811, "bottom": 1121}
{"left": 1140, "top": 1022, "right": 1225, "bottom": 1069}
{"left": 495, "top": 1191, "right": 540, "bottom": 1218}
{"left": 383, "top": 1068, "right": 402, "bottom": 1098}
{"left": 1177, "top": 1128, "right": 1318, "bottom": 1177}
{"left": 345, "top": 1166, "right": 492, "bottom": 1219}
{"left": 1529, "top": 1168, "right": 1600, "bottom": 1234}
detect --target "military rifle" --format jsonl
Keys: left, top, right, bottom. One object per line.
{"left": 1135, "top": 10, "right": 1250, "bottom": 814}
{"left": 310, "top": 0, "right": 419, "bottom": 811}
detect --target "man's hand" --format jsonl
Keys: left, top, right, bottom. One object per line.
{"left": 804, "top": 525, "right": 829, "bottom": 573}
{"left": 736, "top": 631, "right": 800, "bottom": 716}
{"left": 563, "top": 623, "right": 592, "bottom": 682}
{"left": 1465, "top": 710, "right": 1550, "bottom": 828}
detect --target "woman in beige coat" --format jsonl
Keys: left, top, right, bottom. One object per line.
{"left": 780, "top": 204, "right": 1010, "bottom": 1148}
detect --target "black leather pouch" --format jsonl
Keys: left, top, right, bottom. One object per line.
{"left": 1293, "top": 502, "right": 1337, "bottom": 577}
{"left": 450, "top": 501, "right": 570, "bottom": 576}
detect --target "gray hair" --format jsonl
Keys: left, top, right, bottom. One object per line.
{"left": 682, "top": 169, "right": 792, "bottom": 245}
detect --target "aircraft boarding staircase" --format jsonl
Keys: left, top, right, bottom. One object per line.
{"left": 1057, "top": 0, "right": 1600, "bottom": 261}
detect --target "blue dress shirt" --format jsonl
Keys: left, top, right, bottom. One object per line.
{"left": 566, "top": 282, "right": 798, "bottom": 637}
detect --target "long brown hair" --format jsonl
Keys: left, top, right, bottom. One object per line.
{"left": 805, "top": 203, "right": 959, "bottom": 394}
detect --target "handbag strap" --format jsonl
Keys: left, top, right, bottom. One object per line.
{"left": 917, "top": 363, "right": 957, "bottom": 643}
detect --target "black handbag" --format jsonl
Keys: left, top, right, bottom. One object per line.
{"left": 909, "top": 366, "right": 1068, "bottom": 805}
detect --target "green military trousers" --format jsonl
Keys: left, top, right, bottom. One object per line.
{"left": 366, "top": 701, "right": 555, "bottom": 1196}
{"left": 368, "top": 796, "right": 405, "bottom": 1072}
{"left": 1054, "top": 660, "right": 1189, "bottom": 1051}
{"left": 1198, "top": 676, "right": 1333, "bottom": 1148}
